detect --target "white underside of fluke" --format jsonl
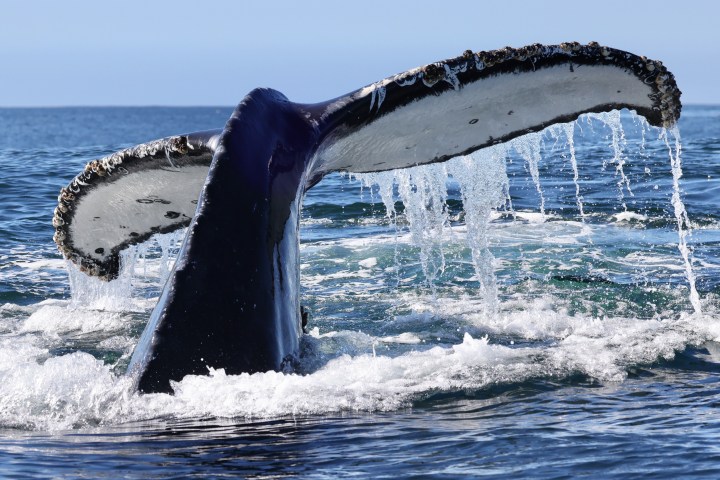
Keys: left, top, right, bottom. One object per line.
{"left": 315, "top": 63, "right": 653, "bottom": 174}
{"left": 70, "top": 165, "right": 208, "bottom": 263}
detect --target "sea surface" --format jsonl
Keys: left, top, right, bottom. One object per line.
{"left": 1, "top": 105, "right": 720, "bottom": 478}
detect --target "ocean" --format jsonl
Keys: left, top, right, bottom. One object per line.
{"left": 1, "top": 105, "right": 720, "bottom": 478}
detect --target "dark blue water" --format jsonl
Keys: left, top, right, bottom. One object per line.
{"left": 1, "top": 106, "right": 720, "bottom": 478}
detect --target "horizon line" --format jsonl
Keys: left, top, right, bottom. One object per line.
{"left": 0, "top": 104, "right": 235, "bottom": 109}
{"left": 1, "top": 102, "right": 718, "bottom": 109}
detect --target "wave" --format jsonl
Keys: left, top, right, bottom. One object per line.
{"left": 0, "top": 292, "right": 717, "bottom": 431}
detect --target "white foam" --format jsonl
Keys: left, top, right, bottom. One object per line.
{"left": 378, "top": 332, "right": 422, "bottom": 344}
{"left": 21, "top": 304, "right": 128, "bottom": 337}
{"left": 513, "top": 211, "right": 549, "bottom": 224}
{"left": 358, "top": 257, "right": 378, "bottom": 269}
{"left": 612, "top": 211, "right": 648, "bottom": 223}
{"left": 13, "top": 259, "right": 66, "bottom": 271}
{"left": 0, "top": 292, "right": 717, "bottom": 431}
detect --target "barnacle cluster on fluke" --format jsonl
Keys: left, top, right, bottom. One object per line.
{"left": 405, "top": 42, "right": 679, "bottom": 128}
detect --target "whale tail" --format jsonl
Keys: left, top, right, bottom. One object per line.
{"left": 53, "top": 43, "right": 681, "bottom": 393}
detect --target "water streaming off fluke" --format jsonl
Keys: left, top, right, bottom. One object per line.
{"left": 353, "top": 112, "right": 700, "bottom": 313}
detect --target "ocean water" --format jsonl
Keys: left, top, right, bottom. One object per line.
{"left": 1, "top": 105, "right": 720, "bottom": 478}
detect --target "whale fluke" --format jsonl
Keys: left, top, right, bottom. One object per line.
{"left": 54, "top": 130, "right": 221, "bottom": 279}
{"left": 53, "top": 43, "right": 681, "bottom": 393}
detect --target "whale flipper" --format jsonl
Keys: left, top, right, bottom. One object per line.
{"left": 53, "top": 43, "right": 681, "bottom": 393}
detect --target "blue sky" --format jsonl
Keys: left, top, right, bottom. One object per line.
{"left": 2, "top": 0, "right": 718, "bottom": 106}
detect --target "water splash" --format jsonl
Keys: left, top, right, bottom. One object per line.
{"left": 447, "top": 146, "right": 510, "bottom": 311}
{"left": 393, "top": 165, "right": 450, "bottom": 291}
{"left": 67, "top": 254, "right": 137, "bottom": 312}
{"left": 354, "top": 170, "right": 406, "bottom": 288}
{"left": 598, "top": 110, "right": 633, "bottom": 210}
{"left": 67, "top": 230, "right": 185, "bottom": 311}
{"left": 511, "top": 133, "right": 546, "bottom": 217}
{"left": 550, "top": 122, "right": 585, "bottom": 218}
{"left": 354, "top": 111, "right": 701, "bottom": 313}
{"left": 662, "top": 126, "right": 702, "bottom": 314}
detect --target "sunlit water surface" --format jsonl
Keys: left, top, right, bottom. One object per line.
{"left": 1, "top": 106, "right": 720, "bottom": 478}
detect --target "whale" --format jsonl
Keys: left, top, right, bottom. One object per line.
{"left": 53, "top": 42, "right": 681, "bottom": 393}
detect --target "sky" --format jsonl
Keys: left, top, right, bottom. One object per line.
{"left": 1, "top": 0, "right": 718, "bottom": 106}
